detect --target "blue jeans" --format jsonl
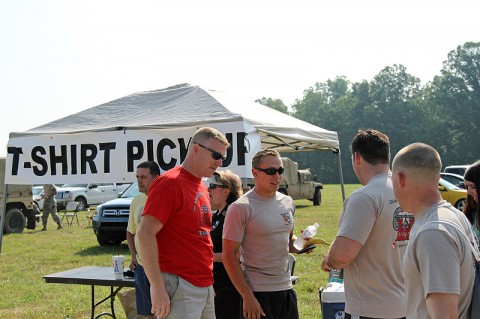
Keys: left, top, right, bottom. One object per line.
{"left": 134, "top": 264, "right": 153, "bottom": 316}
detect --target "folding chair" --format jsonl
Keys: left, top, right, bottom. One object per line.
{"left": 288, "top": 253, "right": 298, "bottom": 285}
{"left": 60, "top": 201, "right": 80, "bottom": 226}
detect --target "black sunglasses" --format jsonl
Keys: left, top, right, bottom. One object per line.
{"left": 208, "top": 184, "right": 228, "bottom": 190}
{"left": 195, "top": 143, "right": 227, "bottom": 161}
{"left": 255, "top": 167, "right": 285, "bottom": 175}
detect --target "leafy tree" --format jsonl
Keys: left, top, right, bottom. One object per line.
{"left": 255, "top": 97, "right": 289, "bottom": 114}
{"left": 428, "top": 42, "right": 480, "bottom": 165}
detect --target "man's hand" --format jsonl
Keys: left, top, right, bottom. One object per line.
{"left": 321, "top": 254, "right": 331, "bottom": 272}
{"left": 150, "top": 284, "right": 171, "bottom": 319}
{"left": 242, "top": 292, "right": 266, "bottom": 319}
{"left": 129, "top": 256, "right": 137, "bottom": 270}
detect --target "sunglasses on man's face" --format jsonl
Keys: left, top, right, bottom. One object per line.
{"left": 255, "top": 167, "right": 285, "bottom": 176}
{"left": 195, "top": 142, "right": 227, "bottom": 161}
{"left": 208, "top": 184, "right": 228, "bottom": 190}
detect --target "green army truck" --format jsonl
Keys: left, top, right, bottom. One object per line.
{"left": 0, "top": 157, "right": 37, "bottom": 233}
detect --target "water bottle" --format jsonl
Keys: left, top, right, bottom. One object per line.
{"left": 294, "top": 222, "right": 319, "bottom": 250}
{"left": 328, "top": 268, "right": 343, "bottom": 283}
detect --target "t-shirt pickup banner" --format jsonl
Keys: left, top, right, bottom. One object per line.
{"left": 5, "top": 122, "right": 261, "bottom": 184}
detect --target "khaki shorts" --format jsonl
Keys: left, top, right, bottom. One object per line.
{"left": 162, "top": 272, "right": 215, "bottom": 319}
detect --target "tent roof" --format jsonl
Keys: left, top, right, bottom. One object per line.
{"left": 11, "top": 83, "right": 339, "bottom": 152}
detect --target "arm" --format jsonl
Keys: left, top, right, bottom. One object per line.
{"left": 137, "top": 215, "right": 170, "bottom": 318}
{"left": 213, "top": 252, "right": 223, "bottom": 262}
{"left": 426, "top": 293, "right": 459, "bottom": 319}
{"left": 126, "top": 231, "right": 137, "bottom": 270}
{"left": 322, "top": 236, "right": 363, "bottom": 271}
{"left": 223, "top": 239, "right": 265, "bottom": 319}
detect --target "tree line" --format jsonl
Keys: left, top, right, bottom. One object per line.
{"left": 257, "top": 42, "right": 480, "bottom": 184}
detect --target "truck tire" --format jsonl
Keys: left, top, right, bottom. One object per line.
{"left": 4, "top": 208, "right": 26, "bottom": 234}
{"left": 97, "top": 234, "right": 123, "bottom": 246}
{"left": 313, "top": 187, "right": 322, "bottom": 206}
{"left": 75, "top": 197, "right": 87, "bottom": 211}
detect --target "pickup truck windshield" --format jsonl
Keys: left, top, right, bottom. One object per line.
{"left": 121, "top": 183, "right": 140, "bottom": 198}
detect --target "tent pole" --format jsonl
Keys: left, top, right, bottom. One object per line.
{"left": 335, "top": 150, "right": 346, "bottom": 202}
{"left": 0, "top": 184, "right": 8, "bottom": 256}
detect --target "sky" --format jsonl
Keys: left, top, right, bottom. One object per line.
{"left": 1, "top": 0, "right": 479, "bottom": 157}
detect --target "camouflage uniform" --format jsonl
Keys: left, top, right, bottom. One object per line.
{"left": 42, "top": 184, "right": 62, "bottom": 230}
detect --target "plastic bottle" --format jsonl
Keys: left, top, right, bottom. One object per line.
{"left": 293, "top": 222, "right": 319, "bottom": 250}
{"left": 328, "top": 268, "right": 343, "bottom": 283}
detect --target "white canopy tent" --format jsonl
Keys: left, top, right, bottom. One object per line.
{"left": 1, "top": 83, "right": 344, "bottom": 252}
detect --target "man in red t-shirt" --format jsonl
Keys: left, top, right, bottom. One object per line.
{"left": 138, "top": 127, "right": 229, "bottom": 319}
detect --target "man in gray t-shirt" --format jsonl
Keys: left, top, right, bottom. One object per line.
{"left": 223, "top": 149, "right": 308, "bottom": 319}
{"left": 322, "top": 129, "right": 414, "bottom": 319}
{"left": 392, "top": 143, "right": 474, "bottom": 319}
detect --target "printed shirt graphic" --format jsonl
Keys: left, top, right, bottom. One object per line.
{"left": 337, "top": 173, "right": 412, "bottom": 318}
{"left": 142, "top": 166, "right": 213, "bottom": 287}
{"left": 392, "top": 207, "right": 415, "bottom": 248}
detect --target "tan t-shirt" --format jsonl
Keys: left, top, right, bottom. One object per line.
{"left": 403, "top": 201, "right": 474, "bottom": 319}
{"left": 223, "top": 188, "right": 294, "bottom": 292}
{"left": 127, "top": 193, "right": 147, "bottom": 265}
{"left": 338, "top": 173, "right": 414, "bottom": 318}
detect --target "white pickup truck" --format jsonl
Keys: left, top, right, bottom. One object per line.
{"left": 55, "top": 183, "right": 131, "bottom": 211}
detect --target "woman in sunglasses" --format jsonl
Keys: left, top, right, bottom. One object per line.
{"left": 208, "top": 170, "right": 243, "bottom": 319}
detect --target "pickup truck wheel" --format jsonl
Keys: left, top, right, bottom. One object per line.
{"left": 4, "top": 208, "right": 26, "bottom": 234}
{"left": 313, "top": 188, "right": 322, "bottom": 206}
{"left": 75, "top": 198, "right": 87, "bottom": 211}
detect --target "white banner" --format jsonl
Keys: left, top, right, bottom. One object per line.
{"left": 5, "top": 122, "right": 261, "bottom": 184}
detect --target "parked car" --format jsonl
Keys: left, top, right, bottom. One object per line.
{"left": 438, "top": 178, "right": 467, "bottom": 211}
{"left": 92, "top": 182, "right": 139, "bottom": 245}
{"left": 32, "top": 185, "right": 44, "bottom": 210}
{"left": 440, "top": 172, "right": 466, "bottom": 189}
{"left": 444, "top": 164, "right": 471, "bottom": 176}
{"left": 56, "top": 183, "right": 131, "bottom": 211}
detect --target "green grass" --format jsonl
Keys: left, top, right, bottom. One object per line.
{"left": 0, "top": 184, "right": 359, "bottom": 319}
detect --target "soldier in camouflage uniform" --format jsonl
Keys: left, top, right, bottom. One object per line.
{"left": 41, "top": 184, "right": 62, "bottom": 231}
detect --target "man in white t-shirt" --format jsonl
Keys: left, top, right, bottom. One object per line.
{"left": 223, "top": 149, "right": 307, "bottom": 319}
{"left": 392, "top": 143, "right": 475, "bottom": 319}
{"left": 127, "top": 161, "right": 160, "bottom": 318}
{"left": 322, "top": 129, "right": 414, "bottom": 319}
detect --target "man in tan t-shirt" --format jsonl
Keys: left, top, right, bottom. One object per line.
{"left": 322, "top": 129, "right": 414, "bottom": 319}
{"left": 392, "top": 143, "right": 474, "bottom": 319}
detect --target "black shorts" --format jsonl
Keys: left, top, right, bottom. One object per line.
{"left": 345, "top": 313, "right": 405, "bottom": 319}
{"left": 248, "top": 289, "right": 299, "bottom": 319}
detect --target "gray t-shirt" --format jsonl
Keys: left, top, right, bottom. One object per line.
{"left": 338, "top": 173, "right": 414, "bottom": 318}
{"left": 403, "top": 201, "right": 475, "bottom": 319}
{"left": 223, "top": 188, "right": 294, "bottom": 292}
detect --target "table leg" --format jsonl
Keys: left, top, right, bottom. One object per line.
{"left": 90, "top": 284, "right": 123, "bottom": 319}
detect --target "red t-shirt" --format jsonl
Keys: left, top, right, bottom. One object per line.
{"left": 142, "top": 166, "right": 213, "bottom": 287}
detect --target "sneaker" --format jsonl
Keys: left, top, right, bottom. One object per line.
{"left": 41, "top": 226, "right": 47, "bottom": 231}
{"left": 57, "top": 224, "right": 63, "bottom": 230}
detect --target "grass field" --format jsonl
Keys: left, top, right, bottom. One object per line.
{"left": 0, "top": 184, "right": 359, "bottom": 319}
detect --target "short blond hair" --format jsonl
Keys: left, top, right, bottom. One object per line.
{"left": 252, "top": 149, "right": 280, "bottom": 168}
{"left": 191, "top": 127, "right": 230, "bottom": 148}
{"left": 392, "top": 143, "right": 442, "bottom": 182}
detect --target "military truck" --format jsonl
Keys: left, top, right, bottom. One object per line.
{"left": 247, "top": 157, "right": 322, "bottom": 205}
{"left": 278, "top": 157, "right": 323, "bottom": 205}
{"left": 0, "top": 157, "right": 36, "bottom": 233}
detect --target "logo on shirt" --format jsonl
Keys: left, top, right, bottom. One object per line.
{"left": 281, "top": 212, "right": 293, "bottom": 225}
{"left": 193, "top": 191, "right": 212, "bottom": 236}
{"left": 392, "top": 207, "right": 415, "bottom": 245}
